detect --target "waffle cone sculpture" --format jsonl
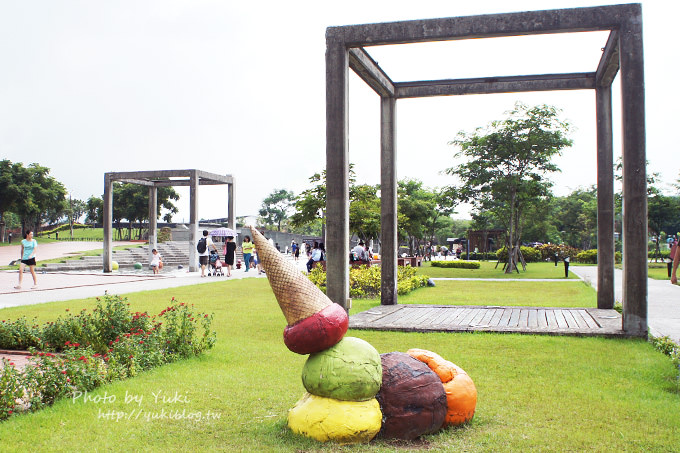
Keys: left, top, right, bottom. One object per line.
{"left": 249, "top": 226, "right": 348, "bottom": 354}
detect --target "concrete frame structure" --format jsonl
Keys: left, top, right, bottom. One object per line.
{"left": 103, "top": 170, "right": 234, "bottom": 273}
{"left": 326, "top": 4, "right": 647, "bottom": 336}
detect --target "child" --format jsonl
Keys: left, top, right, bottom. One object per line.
{"left": 150, "top": 248, "right": 163, "bottom": 275}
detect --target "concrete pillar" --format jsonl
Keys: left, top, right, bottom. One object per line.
{"left": 620, "top": 9, "right": 648, "bottom": 336}
{"left": 596, "top": 85, "right": 615, "bottom": 309}
{"left": 381, "top": 96, "right": 398, "bottom": 305}
{"left": 325, "top": 37, "right": 350, "bottom": 310}
{"left": 189, "top": 171, "right": 199, "bottom": 272}
{"left": 228, "top": 181, "right": 235, "bottom": 229}
{"left": 103, "top": 174, "right": 113, "bottom": 272}
{"left": 148, "top": 186, "right": 157, "bottom": 264}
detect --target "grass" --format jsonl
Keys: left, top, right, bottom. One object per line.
{"left": 351, "top": 279, "right": 597, "bottom": 312}
{"left": 1, "top": 279, "right": 678, "bottom": 451}
{"left": 416, "top": 261, "right": 577, "bottom": 279}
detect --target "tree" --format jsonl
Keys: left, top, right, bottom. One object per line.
{"left": 447, "top": 103, "right": 571, "bottom": 273}
{"left": 0, "top": 160, "right": 21, "bottom": 241}
{"left": 86, "top": 196, "right": 103, "bottom": 224}
{"left": 648, "top": 190, "right": 676, "bottom": 260}
{"left": 259, "top": 189, "right": 295, "bottom": 231}
{"left": 398, "top": 180, "right": 438, "bottom": 255}
{"left": 86, "top": 184, "right": 179, "bottom": 240}
{"left": 290, "top": 166, "right": 383, "bottom": 242}
{"left": 9, "top": 163, "right": 67, "bottom": 234}
{"left": 349, "top": 184, "right": 381, "bottom": 242}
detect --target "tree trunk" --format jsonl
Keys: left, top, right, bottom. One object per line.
{"left": 505, "top": 190, "right": 517, "bottom": 274}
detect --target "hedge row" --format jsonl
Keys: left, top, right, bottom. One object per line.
{"left": 307, "top": 265, "right": 429, "bottom": 299}
{"left": 431, "top": 261, "right": 480, "bottom": 269}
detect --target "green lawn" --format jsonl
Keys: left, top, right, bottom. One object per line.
{"left": 416, "top": 261, "right": 577, "bottom": 279}
{"left": 0, "top": 279, "right": 678, "bottom": 451}
{"left": 351, "top": 279, "right": 597, "bottom": 312}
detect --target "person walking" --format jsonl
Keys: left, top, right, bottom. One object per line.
{"left": 15, "top": 230, "right": 38, "bottom": 290}
{"left": 198, "top": 230, "right": 217, "bottom": 277}
{"left": 223, "top": 236, "right": 236, "bottom": 277}
{"left": 241, "top": 235, "right": 254, "bottom": 272}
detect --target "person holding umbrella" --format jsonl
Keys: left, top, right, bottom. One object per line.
{"left": 223, "top": 236, "right": 236, "bottom": 277}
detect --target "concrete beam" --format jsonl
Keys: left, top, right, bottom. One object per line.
{"left": 596, "top": 30, "right": 620, "bottom": 87}
{"left": 189, "top": 171, "right": 199, "bottom": 272}
{"left": 380, "top": 96, "right": 398, "bottom": 305}
{"left": 596, "top": 85, "right": 615, "bottom": 309}
{"left": 107, "top": 170, "right": 233, "bottom": 185}
{"left": 328, "top": 4, "right": 633, "bottom": 46}
{"left": 116, "top": 178, "right": 155, "bottom": 187}
{"left": 396, "top": 73, "right": 595, "bottom": 98}
{"left": 326, "top": 37, "right": 351, "bottom": 310}
{"left": 619, "top": 5, "right": 647, "bottom": 337}
{"left": 103, "top": 174, "right": 113, "bottom": 272}
{"left": 348, "top": 47, "right": 395, "bottom": 97}
{"left": 148, "top": 186, "right": 157, "bottom": 265}
{"left": 228, "top": 180, "right": 235, "bottom": 230}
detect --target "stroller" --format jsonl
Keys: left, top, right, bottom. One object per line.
{"left": 208, "top": 250, "right": 224, "bottom": 276}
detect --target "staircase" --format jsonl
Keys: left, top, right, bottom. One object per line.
{"left": 41, "top": 241, "right": 193, "bottom": 272}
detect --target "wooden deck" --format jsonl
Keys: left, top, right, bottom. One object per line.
{"left": 349, "top": 304, "right": 626, "bottom": 337}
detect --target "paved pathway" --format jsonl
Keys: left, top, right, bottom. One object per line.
{"left": 570, "top": 266, "right": 680, "bottom": 343}
{"left": 0, "top": 240, "right": 139, "bottom": 265}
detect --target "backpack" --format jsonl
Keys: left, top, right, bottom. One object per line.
{"left": 197, "top": 237, "right": 207, "bottom": 253}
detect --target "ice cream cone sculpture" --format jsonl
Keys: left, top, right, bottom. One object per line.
{"left": 250, "top": 226, "right": 476, "bottom": 443}
{"left": 249, "top": 226, "right": 348, "bottom": 354}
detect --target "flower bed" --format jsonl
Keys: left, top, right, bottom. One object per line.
{"left": 307, "top": 265, "right": 429, "bottom": 298}
{"left": 0, "top": 295, "right": 216, "bottom": 421}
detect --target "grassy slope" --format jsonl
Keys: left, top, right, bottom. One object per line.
{"left": 0, "top": 279, "right": 678, "bottom": 451}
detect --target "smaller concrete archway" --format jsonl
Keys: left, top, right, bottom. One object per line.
{"left": 103, "top": 170, "right": 234, "bottom": 272}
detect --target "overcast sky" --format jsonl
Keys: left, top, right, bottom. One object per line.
{"left": 1, "top": 0, "right": 678, "bottom": 222}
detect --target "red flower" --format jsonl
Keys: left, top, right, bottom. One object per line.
{"left": 9, "top": 362, "right": 14, "bottom": 366}
{"left": 61, "top": 370, "right": 67, "bottom": 374}
{"left": 8, "top": 411, "right": 12, "bottom": 415}
{"left": 139, "top": 340, "right": 144, "bottom": 344}
{"left": 129, "top": 355, "right": 134, "bottom": 359}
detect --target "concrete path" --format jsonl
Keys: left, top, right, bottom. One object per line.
{"left": 570, "top": 266, "right": 680, "bottom": 343}
{"left": 0, "top": 252, "right": 310, "bottom": 309}
{"left": 0, "top": 240, "right": 139, "bottom": 264}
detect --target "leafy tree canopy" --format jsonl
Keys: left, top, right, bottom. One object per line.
{"left": 446, "top": 102, "right": 571, "bottom": 272}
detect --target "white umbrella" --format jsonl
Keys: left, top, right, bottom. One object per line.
{"left": 210, "top": 227, "right": 238, "bottom": 237}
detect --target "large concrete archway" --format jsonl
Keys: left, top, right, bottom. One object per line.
{"left": 325, "top": 4, "right": 647, "bottom": 336}
{"left": 103, "top": 170, "right": 234, "bottom": 272}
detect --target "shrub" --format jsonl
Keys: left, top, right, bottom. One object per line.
{"left": 572, "top": 249, "right": 622, "bottom": 264}
{"left": 0, "top": 359, "right": 23, "bottom": 421}
{"left": 157, "top": 226, "right": 172, "bottom": 243}
{"left": 307, "top": 265, "right": 428, "bottom": 298}
{"left": 538, "top": 244, "right": 581, "bottom": 261}
{"left": 431, "top": 261, "right": 480, "bottom": 269}
{"left": 576, "top": 249, "right": 598, "bottom": 264}
{"left": 0, "top": 295, "right": 216, "bottom": 421}
{"left": 0, "top": 317, "right": 42, "bottom": 350}
{"left": 496, "top": 246, "right": 542, "bottom": 263}
{"left": 38, "top": 223, "right": 92, "bottom": 237}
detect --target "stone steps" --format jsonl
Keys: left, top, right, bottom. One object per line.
{"left": 42, "top": 241, "right": 193, "bottom": 272}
